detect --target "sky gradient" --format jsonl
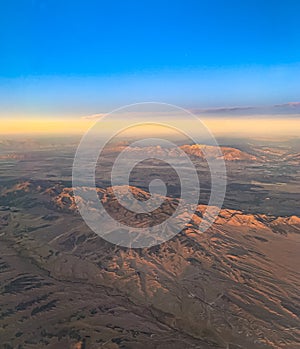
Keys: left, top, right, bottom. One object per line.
{"left": 0, "top": 1, "right": 299, "bottom": 134}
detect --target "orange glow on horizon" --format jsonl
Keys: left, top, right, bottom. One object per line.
{"left": 0, "top": 117, "right": 299, "bottom": 137}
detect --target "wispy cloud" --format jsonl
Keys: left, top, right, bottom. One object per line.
{"left": 80, "top": 102, "right": 300, "bottom": 121}
{"left": 190, "top": 102, "right": 300, "bottom": 117}
{"left": 81, "top": 113, "right": 107, "bottom": 120}
{"left": 274, "top": 102, "right": 300, "bottom": 108}
{"left": 190, "top": 106, "right": 255, "bottom": 114}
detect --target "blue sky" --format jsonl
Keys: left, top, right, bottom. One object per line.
{"left": 0, "top": 0, "right": 300, "bottom": 117}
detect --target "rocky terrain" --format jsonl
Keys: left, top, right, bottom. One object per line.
{"left": 0, "top": 180, "right": 299, "bottom": 348}
{"left": 109, "top": 144, "right": 259, "bottom": 162}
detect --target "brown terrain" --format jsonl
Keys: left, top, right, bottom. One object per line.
{"left": 0, "top": 180, "right": 299, "bottom": 349}
{"left": 109, "top": 144, "right": 259, "bottom": 162}
{"left": 181, "top": 145, "right": 258, "bottom": 161}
